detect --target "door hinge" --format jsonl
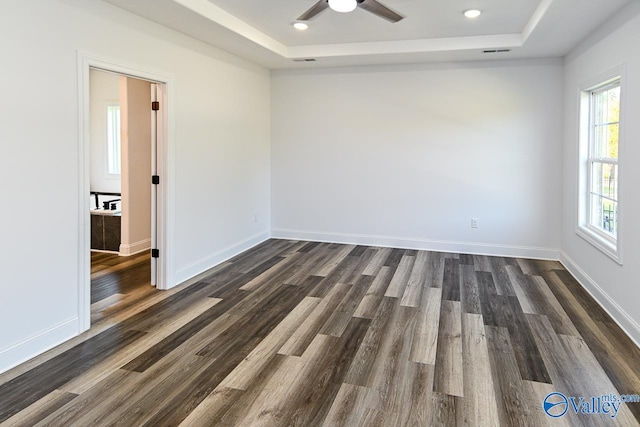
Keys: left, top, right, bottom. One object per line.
{"left": 152, "top": 175, "right": 160, "bottom": 185}
{"left": 152, "top": 249, "right": 160, "bottom": 258}
{"left": 152, "top": 101, "right": 160, "bottom": 111}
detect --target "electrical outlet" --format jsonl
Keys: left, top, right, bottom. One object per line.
{"left": 471, "top": 218, "right": 479, "bottom": 229}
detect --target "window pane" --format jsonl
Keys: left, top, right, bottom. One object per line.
{"left": 593, "top": 85, "right": 620, "bottom": 125}
{"left": 593, "top": 123, "right": 619, "bottom": 159}
{"left": 107, "top": 106, "right": 121, "bottom": 175}
{"left": 591, "top": 162, "right": 617, "bottom": 200}
{"left": 607, "top": 201, "right": 618, "bottom": 236}
{"left": 590, "top": 194, "right": 603, "bottom": 230}
{"left": 590, "top": 195, "right": 617, "bottom": 238}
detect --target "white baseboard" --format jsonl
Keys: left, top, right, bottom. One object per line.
{"left": 173, "top": 231, "right": 270, "bottom": 286}
{"left": 271, "top": 228, "right": 559, "bottom": 260}
{"left": 0, "top": 318, "right": 78, "bottom": 375}
{"left": 119, "top": 239, "right": 151, "bottom": 256}
{"left": 560, "top": 252, "right": 640, "bottom": 349}
{"left": 90, "top": 249, "right": 118, "bottom": 254}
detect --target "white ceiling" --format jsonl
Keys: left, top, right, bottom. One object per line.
{"left": 102, "top": 0, "right": 631, "bottom": 69}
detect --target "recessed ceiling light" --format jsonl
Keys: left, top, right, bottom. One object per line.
{"left": 464, "top": 9, "right": 482, "bottom": 18}
{"left": 329, "top": 0, "right": 358, "bottom": 13}
{"left": 293, "top": 22, "right": 309, "bottom": 31}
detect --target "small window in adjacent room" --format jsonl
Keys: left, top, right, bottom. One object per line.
{"left": 577, "top": 70, "right": 624, "bottom": 264}
{"left": 106, "top": 105, "right": 121, "bottom": 175}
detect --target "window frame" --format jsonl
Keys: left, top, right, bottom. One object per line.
{"left": 576, "top": 65, "right": 625, "bottom": 265}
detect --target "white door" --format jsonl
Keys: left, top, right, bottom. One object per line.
{"left": 150, "top": 81, "right": 167, "bottom": 288}
{"left": 150, "top": 83, "right": 159, "bottom": 286}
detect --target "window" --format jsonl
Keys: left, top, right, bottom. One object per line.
{"left": 107, "top": 105, "right": 121, "bottom": 175}
{"left": 588, "top": 83, "right": 619, "bottom": 238}
{"left": 577, "top": 70, "right": 624, "bottom": 263}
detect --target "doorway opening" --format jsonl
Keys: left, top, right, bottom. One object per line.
{"left": 88, "top": 69, "right": 157, "bottom": 325}
{"left": 77, "top": 52, "right": 173, "bottom": 333}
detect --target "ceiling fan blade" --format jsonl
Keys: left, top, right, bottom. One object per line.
{"left": 359, "top": 0, "right": 404, "bottom": 23}
{"left": 297, "top": 0, "right": 329, "bottom": 21}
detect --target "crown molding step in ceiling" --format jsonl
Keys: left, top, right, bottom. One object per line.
{"left": 102, "top": 0, "right": 632, "bottom": 68}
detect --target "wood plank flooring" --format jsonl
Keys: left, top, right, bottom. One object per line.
{"left": 89, "top": 251, "right": 156, "bottom": 325}
{"left": 2, "top": 240, "right": 640, "bottom": 426}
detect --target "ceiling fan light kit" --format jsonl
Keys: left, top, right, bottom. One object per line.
{"left": 464, "top": 9, "right": 482, "bottom": 18}
{"left": 297, "top": 0, "right": 404, "bottom": 23}
{"left": 329, "top": 0, "right": 357, "bottom": 13}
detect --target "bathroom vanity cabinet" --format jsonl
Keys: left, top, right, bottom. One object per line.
{"left": 91, "top": 213, "right": 121, "bottom": 252}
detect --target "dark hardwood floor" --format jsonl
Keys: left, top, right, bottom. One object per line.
{"left": 1, "top": 240, "right": 640, "bottom": 426}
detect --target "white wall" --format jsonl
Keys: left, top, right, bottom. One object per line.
{"left": 120, "top": 76, "right": 152, "bottom": 255}
{"left": 561, "top": 2, "right": 640, "bottom": 344}
{"left": 0, "top": 0, "right": 270, "bottom": 374}
{"left": 90, "top": 69, "right": 121, "bottom": 195}
{"left": 271, "top": 60, "right": 564, "bottom": 258}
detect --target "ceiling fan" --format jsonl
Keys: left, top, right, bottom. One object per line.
{"left": 297, "top": 0, "right": 404, "bottom": 23}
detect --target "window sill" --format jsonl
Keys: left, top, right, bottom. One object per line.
{"left": 576, "top": 225, "right": 622, "bottom": 265}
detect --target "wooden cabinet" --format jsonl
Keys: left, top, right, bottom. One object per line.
{"left": 91, "top": 214, "right": 121, "bottom": 252}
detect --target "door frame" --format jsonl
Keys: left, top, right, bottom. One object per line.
{"left": 77, "top": 51, "right": 176, "bottom": 332}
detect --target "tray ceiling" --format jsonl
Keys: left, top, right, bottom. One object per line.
{"left": 102, "top": 0, "right": 631, "bottom": 68}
